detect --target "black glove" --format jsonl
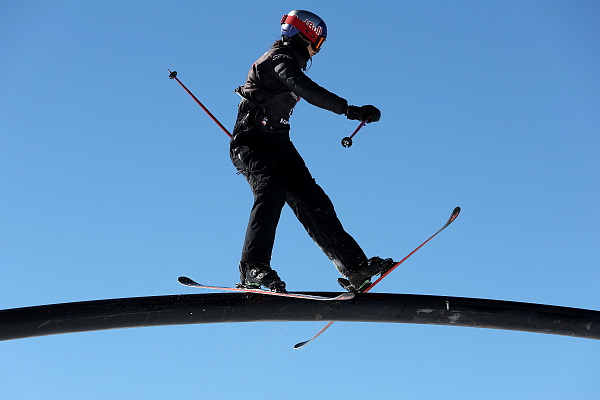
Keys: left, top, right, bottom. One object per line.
{"left": 346, "top": 105, "right": 381, "bottom": 123}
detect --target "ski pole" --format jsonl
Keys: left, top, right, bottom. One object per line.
{"left": 168, "top": 69, "right": 232, "bottom": 138}
{"left": 341, "top": 116, "right": 370, "bottom": 148}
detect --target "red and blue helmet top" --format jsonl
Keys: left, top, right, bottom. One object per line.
{"left": 281, "top": 10, "right": 327, "bottom": 52}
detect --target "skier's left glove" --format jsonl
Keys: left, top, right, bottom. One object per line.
{"left": 346, "top": 105, "right": 381, "bottom": 123}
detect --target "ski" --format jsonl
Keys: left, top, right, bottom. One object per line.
{"left": 178, "top": 276, "right": 355, "bottom": 301}
{"left": 294, "top": 206, "right": 461, "bottom": 349}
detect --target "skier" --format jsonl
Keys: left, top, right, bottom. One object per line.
{"left": 231, "top": 10, "right": 394, "bottom": 293}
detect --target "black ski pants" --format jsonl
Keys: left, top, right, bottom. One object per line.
{"left": 230, "top": 106, "right": 367, "bottom": 276}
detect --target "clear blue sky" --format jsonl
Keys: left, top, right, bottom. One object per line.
{"left": 1, "top": 1, "right": 599, "bottom": 398}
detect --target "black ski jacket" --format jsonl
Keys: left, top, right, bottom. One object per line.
{"left": 235, "top": 42, "right": 348, "bottom": 139}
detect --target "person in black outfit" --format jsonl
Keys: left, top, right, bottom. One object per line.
{"left": 231, "top": 10, "right": 393, "bottom": 293}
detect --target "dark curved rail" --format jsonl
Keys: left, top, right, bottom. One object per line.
{"left": 1, "top": 293, "right": 598, "bottom": 341}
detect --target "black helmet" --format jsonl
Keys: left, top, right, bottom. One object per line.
{"left": 281, "top": 10, "right": 327, "bottom": 53}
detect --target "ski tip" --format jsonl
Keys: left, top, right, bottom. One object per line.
{"left": 334, "top": 292, "right": 355, "bottom": 300}
{"left": 446, "top": 206, "right": 461, "bottom": 226}
{"left": 178, "top": 276, "right": 195, "bottom": 286}
{"left": 437, "top": 207, "right": 461, "bottom": 232}
{"left": 293, "top": 340, "right": 310, "bottom": 350}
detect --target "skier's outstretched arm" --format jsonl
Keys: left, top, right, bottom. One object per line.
{"left": 273, "top": 58, "right": 381, "bottom": 123}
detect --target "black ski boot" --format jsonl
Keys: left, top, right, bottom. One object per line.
{"left": 338, "top": 256, "right": 396, "bottom": 292}
{"left": 236, "top": 262, "right": 287, "bottom": 293}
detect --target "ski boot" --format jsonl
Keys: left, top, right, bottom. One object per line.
{"left": 236, "top": 261, "right": 287, "bottom": 293}
{"left": 338, "top": 256, "right": 396, "bottom": 292}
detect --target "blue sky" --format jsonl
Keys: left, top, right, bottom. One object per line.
{"left": 1, "top": 0, "right": 599, "bottom": 398}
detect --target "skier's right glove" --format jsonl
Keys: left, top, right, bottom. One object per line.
{"left": 346, "top": 105, "right": 381, "bottom": 123}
